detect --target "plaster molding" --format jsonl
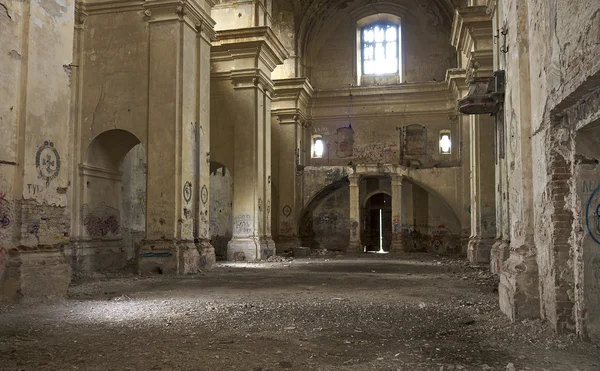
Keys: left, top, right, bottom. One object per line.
{"left": 311, "top": 82, "right": 454, "bottom": 118}
{"left": 446, "top": 68, "right": 469, "bottom": 98}
{"left": 451, "top": 6, "right": 494, "bottom": 79}
{"left": 229, "top": 68, "right": 274, "bottom": 94}
{"left": 272, "top": 78, "right": 314, "bottom": 114}
{"left": 79, "top": 164, "right": 123, "bottom": 181}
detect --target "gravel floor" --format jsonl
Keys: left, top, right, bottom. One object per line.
{"left": 0, "top": 253, "right": 599, "bottom": 371}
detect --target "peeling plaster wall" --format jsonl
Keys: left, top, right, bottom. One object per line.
{"left": 0, "top": 0, "right": 75, "bottom": 301}
{"left": 497, "top": 0, "right": 600, "bottom": 335}
{"left": 80, "top": 10, "right": 149, "bottom": 149}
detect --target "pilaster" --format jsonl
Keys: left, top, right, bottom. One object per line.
{"left": 391, "top": 175, "right": 404, "bottom": 252}
{"left": 211, "top": 26, "right": 288, "bottom": 261}
{"left": 139, "top": 0, "right": 216, "bottom": 274}
{"left": 348, "top": 174, "right": 362, "bottom": 253}
{"left": 271, "top": 78, "right": 314, "bottom": 251}
{"left": 452, "top": 5, "right": 496, "bottom": 264}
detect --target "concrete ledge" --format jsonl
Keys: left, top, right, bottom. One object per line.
{"left": 1, "top": 250, "right": 71, "bottom": 303}
{"left": 66, "top": 240, "right": 127, "bottom": 273}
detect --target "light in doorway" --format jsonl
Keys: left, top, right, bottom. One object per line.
{"left": 312, "top": 135, "right": 324, "bottom": 158}
{"left": 439, "top": 130, "right": 452, "bottom": 154}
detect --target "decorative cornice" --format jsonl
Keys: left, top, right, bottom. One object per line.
{"left": 79, "top": 0, "right": 145, "bottom": 15}
{"left": 486, "top": 0, "right": 498, "bottom": 17}
{"left": 451, "top": 6, "right": 493, "bottom": 52}
{"left": 212, "top": 26, "right": 289, "bottom": 72}
{"left": 446, "top": 68, "right": 468, "bottom": 98}
{"left": 229, "top": 68, "right": 274, "bottom": 94}
{"left": 144, "top": 0, "right": 216, "bottom": 32}
{"left": 74, "top": 1, "right": 88, "bottom": 26}
{"left": 272, "top": 78, "right": 314, "bottom": 114}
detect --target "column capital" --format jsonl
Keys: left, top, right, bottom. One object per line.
{"left": 391, "top": 174, "right": 404, "bottom": 186}
{"left": 212, "top": 26, "right": 289, "bottom": 73}
{"left": 348, "top": 174, "right": 361, "bottom": 186}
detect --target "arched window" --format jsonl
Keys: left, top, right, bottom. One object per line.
{"left": 361, "top": 23, "right": 400, "bottom": 75}
{"left": 354, "top": 12, "right": 403, "bottom": 85}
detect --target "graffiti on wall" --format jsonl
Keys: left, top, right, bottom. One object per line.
{"left": 201, "top": 185, "right": 208, "bottom": 205}
{"left": 234, "top": 214, "right": 253, "bottom": 236}
{"left": 392, "top": 215, "right": 401, "bottom": 233}
{"left": 431, "top": 224, "right": 451, "bottom": 252}
{"left": 82, "top": 203, "right": 120, "bottom": 237}
{"left": 354, "top": 142, "right": 396, "bottom": 164}
{"left": 403, "top": 125, "right": 427, "bottom": 155}
{"left": 183, "top": 181, "right": 192, "bottom": 205}
{"left": 35, "top": 141, "right": 60, "bottom": 184}
{"left": 280, "top": 221, "right": 293, "bottom": 235}
{"left": 336, "top": 126, "right": 354, "bottom": 158}
{"left": 585, "top": 185, "right": 600, "bottom": 245}
{"left": 282, "top": 205, "right": 292, "bottom": 217}
{"left": 0, "top": 192, "right": 10, "bottom": 229}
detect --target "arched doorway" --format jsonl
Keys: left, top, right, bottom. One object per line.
{"left": 74, "top": 129, "right": 146, "bottom": 272}
{"left": 363, "top": 193, "right": 392, "bottom": 252}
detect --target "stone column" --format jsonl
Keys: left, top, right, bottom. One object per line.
{"left": 139, "top": 0, "right": 216, "bottom": 274}
{"left": 467, "top": 114, "right": 497, "bottom": 263}
{"left": 348, "top": 174, "right": 362, "bottom": 253}
{"left": 391, "top": 174, "right": 404, "bottom": 252}
{"left": 271, "top": 78, "right": 314, "bottom": 251}
{"left": 211, "top": 28, "right": 288, "bottom": 261}
{"left": 451, "top": 5, "right": 496, "bottom": 263}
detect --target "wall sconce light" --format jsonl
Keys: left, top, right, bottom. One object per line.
{"left": 439, "top": 130, "right": 451, "bottom": 155}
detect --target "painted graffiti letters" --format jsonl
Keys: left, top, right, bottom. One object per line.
{"left": 35, "top": 141, "right": 60, "bottom": 184}
{"left": 234, "top": 214, "right": 253, "bottom": 236}
{"left": 27, "top": 184, "right": 42, "bottom": 195}
{"left": 82, "top": 203, "right": 120, "bottom": 237}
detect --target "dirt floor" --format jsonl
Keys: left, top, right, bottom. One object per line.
{"left": 1, "top": 253, "right": 599, "bottom": 371}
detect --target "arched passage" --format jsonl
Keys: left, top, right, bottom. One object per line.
{"left": 73, "top": 129, "right": 146, "bottom": 272}
{"left": 363, "top": 192, "right": 392, "bottom": 252}
{"left": 298, "top": 177, "right": 350, "bottom": 250}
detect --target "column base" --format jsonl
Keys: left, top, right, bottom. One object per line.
{"left": 227, "top": 237, "right": 260, "bottom": 261}
{"left": 467, "top": 237, "right": 495, "bottom": 264}
{"left": 499, "top": 246, "right": 540, "bottom": 321}
{"left": 1, "top": 249, "right": 72, "bottom": 303}
{"left": 490, "top": 238, "right": 510, "bottom": 275}
{"left": 195, "top": 239, "right": 217, "bottom": 271}
{"left": 66, "top": 239, "right": 128, "bottom": 273}
{"left": 390, "top": 234, "right": 404, "bottom": 253}
{"left": 347, "top": 240, "right": 363, "bottom": 254}
{"left": 260, "top": 237, "right": 276, "bottom": 259}
{"left": 138, "top": 240, "right": 204, "bottom": 275}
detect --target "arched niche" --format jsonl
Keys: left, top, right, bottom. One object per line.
{"left": 209, "top": 161, "right": 234, "bottom": 260}
{"left": 74, "top": 129, "right": 147, "bottom": 271}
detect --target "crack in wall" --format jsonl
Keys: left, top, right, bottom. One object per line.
{"left": 0, "top": 2, "right": 11, "bottom": 20}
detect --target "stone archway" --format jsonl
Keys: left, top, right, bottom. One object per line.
{"left": 71, "top": 129, "right": 145, "bottom": 272}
